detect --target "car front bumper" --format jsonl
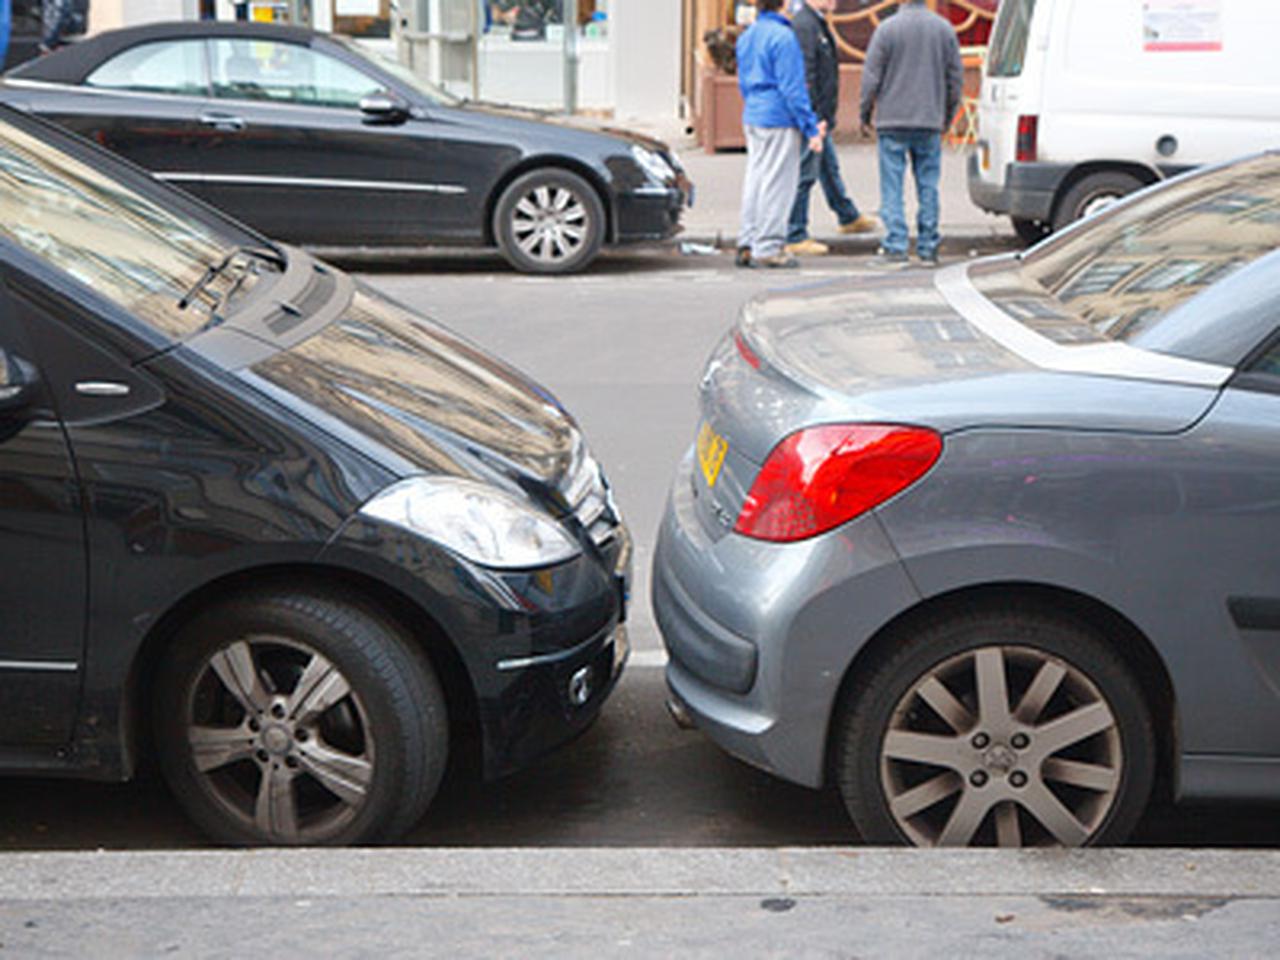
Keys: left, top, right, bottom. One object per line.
{"left": 650, "top": 452, "right": 920, "bottom": 788}
{"left": 614, "top": 176, "right": 691, "bottom": 243}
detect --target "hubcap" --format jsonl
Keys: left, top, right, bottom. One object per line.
{"left": 879, "top": 645, "right": 1122, "bottom": 847}
{"left": 185, "top": 637, "right": 375, "bottom": 844}
{"left": 1081, "top": 193, "right": 1122, "bottom": 219}
{"left": 511, "top": 185, "right": 588, "bottom": 264}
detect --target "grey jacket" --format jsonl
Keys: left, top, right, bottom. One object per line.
{"left": 859, "top": 2, "right": 963, "bottom": 133}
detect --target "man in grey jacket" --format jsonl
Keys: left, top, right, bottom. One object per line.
{"left": 859, "top": 0, "right": 963, "bottom": 264}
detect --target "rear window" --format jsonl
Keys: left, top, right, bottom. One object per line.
{"left": 987, "top": 0, "right": 1037, "bottom": 78}
{"left": 975, "top": 156, "right": 1280, "bottom": 362}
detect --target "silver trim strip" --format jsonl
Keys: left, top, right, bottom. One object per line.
{"left": 156, "top": 172, "right": 467, "bottom": 195}
{"left": 497, "top": 629, "right": 616, "bottom": 673}
{"left": 75, "top": 381, "right": 131, "bottom": 397}
{"left": 0, "top": 659, "right": 78, "bottom": 673}
{"left": 934, "top": 263, "right": 1232, "bottom": 388}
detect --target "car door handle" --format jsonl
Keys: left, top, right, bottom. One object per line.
{"left": 199, "top": 112, "right": 246, "bottom": 132}
{"left": 75, "top": 381, "right": 131, "bottom": 398}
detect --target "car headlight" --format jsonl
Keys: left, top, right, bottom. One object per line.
{"left": 631, "top": 144, "right": 675, "bottom": 184}
{"left": 360, "top": 477, "right": 581, "bottom": 569}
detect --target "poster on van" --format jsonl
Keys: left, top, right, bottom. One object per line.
{"left": 1143, "top": 0, "right": 1223, "bottom": 52}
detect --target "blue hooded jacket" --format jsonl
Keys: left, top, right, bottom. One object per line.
{"left": 735, "top": 11, "right": 820, "bottom": 138}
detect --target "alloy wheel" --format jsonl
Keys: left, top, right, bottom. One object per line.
{"left": 183, "top": 636, "right": 376, "bottom": 844}
{"left": 879, "top": 644, "right": 1123, "bottom": 847}
{"left": 510, "top": 185, "right": 589, "bottom": 266}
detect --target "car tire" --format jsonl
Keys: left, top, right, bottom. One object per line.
{"left": 834, "top": 609, "right": 1155, "bottom": 848}
{"left": 154, "top": 591, "right": 448, "bottom": 846}
{"left": 1011, "top": 217, "right": 1050, "bottom": 246}
{"left": 1053, "top": 171, "right": 1144, "bottom": 232}
{"left": 494, "top": 168, "right": 605, "bottom": 275}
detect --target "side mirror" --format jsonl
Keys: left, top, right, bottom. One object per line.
{"left": 0, "top": 348, "right": 36, "bottom": 414}
{"left": 359, "top": 92, "right": 410, "bottom": 125}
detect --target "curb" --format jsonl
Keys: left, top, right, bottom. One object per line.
{"left": 677, "top": 229, "right": 1021, "bottom": 258}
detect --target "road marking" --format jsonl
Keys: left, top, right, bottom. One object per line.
{"left": 628, "top": 649, "right": 669, "bottom": 669}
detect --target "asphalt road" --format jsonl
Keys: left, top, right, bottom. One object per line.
{"left": 3, "top": 250, "right": 1279, "bottom": 852}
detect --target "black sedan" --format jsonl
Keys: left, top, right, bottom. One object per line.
{"left": 0, "top": 21, "right": 690, "bottom": 274}
{"left": 0, "top": 103, "right": 630, "bottom": 845}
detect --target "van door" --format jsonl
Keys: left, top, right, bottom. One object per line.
{"left": 977, "top": 0, "right": 1044, "bottom": 205}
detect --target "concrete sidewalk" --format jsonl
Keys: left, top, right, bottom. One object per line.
{"left": 673, "top": 138, "right": 1017, "bottom": 256}
{"left": 2, "top": 847, "right": 1278, "bottom": 956}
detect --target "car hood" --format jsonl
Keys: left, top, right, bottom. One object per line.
{"left": 451, "top": 100, "right": 668, "bottom": 152}
{"left": 216, "top": 279, "right": 582, "bottom": 504}
{"left": 711, "top": 265, "right": 1224, "bottom": 464}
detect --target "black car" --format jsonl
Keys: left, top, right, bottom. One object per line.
{"left": 0, "top": 103, "right": 630, "bottom": 845}
{"left": 0, "top": 20, "right": 691, "bottom": 274}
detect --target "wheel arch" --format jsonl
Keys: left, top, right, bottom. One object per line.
{"left": 1049, "top": 161, "right": 1162, "bottom": 226}
{"left": 483, "top": 155, "right": 617, "bottom": 246}
{"left": 121, "top": 563, "right": 482, "bottom": 780}
{"left": 823, "top": 582, "right": 1179, "bottom": 799}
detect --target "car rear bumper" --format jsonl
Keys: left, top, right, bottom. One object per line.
{"left": 967, "top": 152, "right": 1072, "bottom": 222}
{"left": 651, "top": 451, "right": 920, "bottom": 788}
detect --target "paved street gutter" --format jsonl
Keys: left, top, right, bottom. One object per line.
{"left": 2, "top": 849, "right": 1277, "bottom": 957}
{"left": 2, "top": 847, "right": 1278, "bottom": 900}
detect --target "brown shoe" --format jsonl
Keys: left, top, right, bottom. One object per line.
{"left": 838, "top": 215, "right": 879, "bottom": 235}
{"left": 783, "top": 239, "right": 830, "bottom": 256}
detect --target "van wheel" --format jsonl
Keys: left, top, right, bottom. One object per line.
{"left": 494, "top": 168, "right": 605, "bottom": 274}
{"left": 154, "top": 591, "right": 448, "bottom": 846}
{"left": 1011, "top": 217, "right": 1050, "bottom": 246}
{"left": 834, "top": 610, "right": 1155, "bottom": 847}
{"left": 1053, "top": 172, "right": 1143, "bottom": 232}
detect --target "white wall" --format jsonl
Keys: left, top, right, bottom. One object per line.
{"left": 91, "top": 0, "right": 195, "bottom": 33}
{"left": 610, "top": 0, "right": 681, "bottom": 123}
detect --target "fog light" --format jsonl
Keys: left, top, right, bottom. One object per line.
{"left": 569, "top": 665, "right": 593, "bottom": 706}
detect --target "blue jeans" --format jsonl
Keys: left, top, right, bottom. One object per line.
{"left": 876, "top": 129, "right": 942, "bottom": 257}
{"left": 787, "top": 132, "right": 861, "bottom": 243}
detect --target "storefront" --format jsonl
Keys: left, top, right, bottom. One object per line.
{"left": 686, "top": 0, "right": 998, "bottom": 151}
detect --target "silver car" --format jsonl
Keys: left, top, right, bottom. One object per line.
{"left": 653, "top": 153, "right": 1280, "bottom": 848}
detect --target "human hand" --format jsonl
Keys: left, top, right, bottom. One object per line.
{"left": 817, "top": 120, "right": 828, "bottom": 139}
{"left": 808, "top": 134, "right": 825, "bottom": 153}
{"left": 859, "top": 121, "right": 874, "bottom": 139}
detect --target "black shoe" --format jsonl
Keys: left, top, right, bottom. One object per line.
{"left": 917, "top": 249, "right": 940, "bottom": 266}
{"left": 751, "top": 253, "right": 799, "bottom": 269}
{"left": 874, "top": 248, "right": 910, "bottom": 266}
{"left": 735, "top": 246, "right": 752, "bottom": 268}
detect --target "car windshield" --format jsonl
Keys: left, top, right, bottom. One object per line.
{"left": 980, "top": 155, "right": 1280, "bottom": 353}
{"left": 0, "top": 116, "right": 275, "bottom": 342}
{"left": 334, "top": 37, "right": 463, "bottom": 106}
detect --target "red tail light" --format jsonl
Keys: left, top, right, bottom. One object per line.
{"left": 734, "top": 424, "right": 942, "bottom": 543}
{"left": 1016, "top": 114, "right": 1039, "bottom": 163}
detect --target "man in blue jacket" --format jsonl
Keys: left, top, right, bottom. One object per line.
{"left": 736, "top": 0, "right": 826, "bottom": 269}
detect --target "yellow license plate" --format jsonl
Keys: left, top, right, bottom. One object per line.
{"left": 696, "top": 422, "right": 728, "bottom": 488}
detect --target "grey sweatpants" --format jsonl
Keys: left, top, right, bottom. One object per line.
{"left": 738, "top": 125, "right": 802, "bottom": 259}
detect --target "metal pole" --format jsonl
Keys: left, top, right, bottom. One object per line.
{"left": 563, "top": 0, "right": 579, "bottom": 114}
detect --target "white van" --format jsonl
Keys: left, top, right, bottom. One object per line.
{"left": 969, "top": 0, "right": 1280, "bottom": 243}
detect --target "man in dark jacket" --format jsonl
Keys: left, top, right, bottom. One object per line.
{"left": 784, "top": 0, "right": 876, "bottom": 257}
{"left": 860, "top": 0, "right": 963, "bottom": 265}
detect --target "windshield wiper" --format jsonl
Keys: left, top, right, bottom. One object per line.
{"left": 177, "top": 244, "right": 286, "bottom": 312}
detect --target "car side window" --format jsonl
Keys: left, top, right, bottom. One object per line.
{"left": 209, "top": 39, "right": 382, "bottom": 108}
{"left": 1252, "top": 338, "right": 1280, "bottom": 377}
{"left": 85, "top": 40, "right": 209, "bottom": 96}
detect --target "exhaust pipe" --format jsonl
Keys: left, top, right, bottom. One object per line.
{"left": 665, "top": 696, "right": 696, "bottom": 730}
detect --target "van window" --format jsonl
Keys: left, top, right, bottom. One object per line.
{"left": 987, "top": 0, "right": 1037, "bottom": 78}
